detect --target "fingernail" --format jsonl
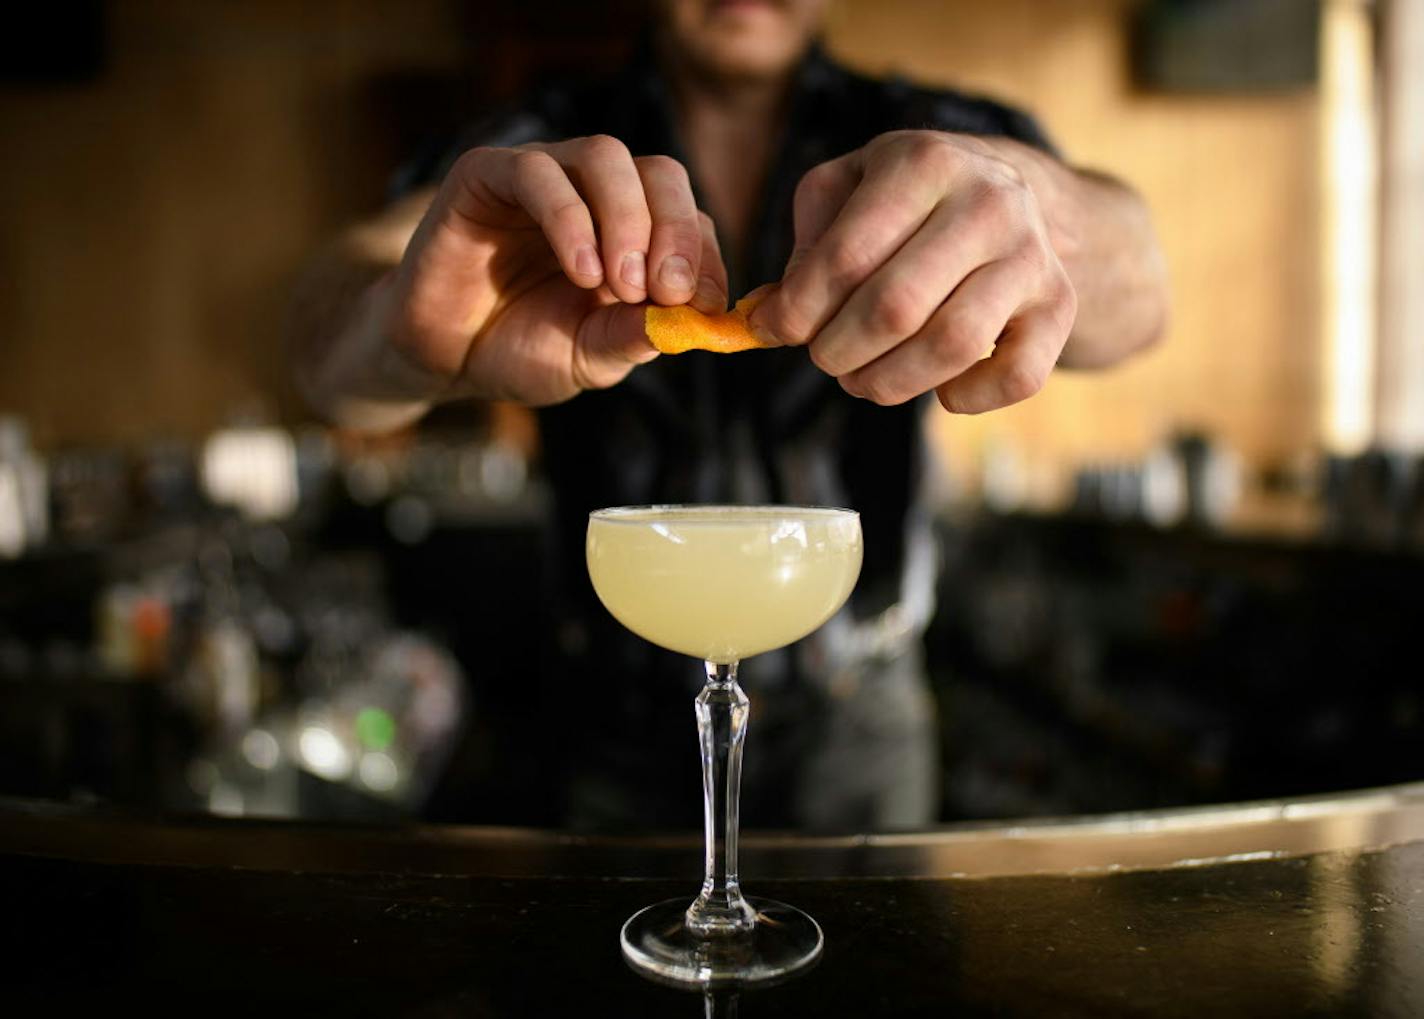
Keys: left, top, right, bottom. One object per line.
{"left": 575, "top": 245, "right": 601, "bottom": 279}
{"left": 747, "top": 312, "right": 782, "bottom": 346}
{"left": 693, "top": 275, "right": 726, "bottom": 311}
{"left": 620, "top": 251, "right": 646, "bottom": 291}
{"left": 750, "top": 322, "right": 781, "bottom": 346}
{"left": 659, "top": 255, "right": 694, "bottom": 295}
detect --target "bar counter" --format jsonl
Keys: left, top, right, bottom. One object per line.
{"left": 6, "top": 785, "right": 1424, "bottom": 1015}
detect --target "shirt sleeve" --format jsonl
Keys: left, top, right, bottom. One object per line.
{"left": 889, "top": 78, "right": 1062, "bottom": 160}
{"left": 386, "top": 104, "right": 556, "bottom": 202}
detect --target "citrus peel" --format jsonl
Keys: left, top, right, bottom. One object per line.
{"left": 644, "top": 291, "right": 774, "bottom": 355}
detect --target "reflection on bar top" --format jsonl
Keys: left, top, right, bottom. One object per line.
{"left": 4, "top": 782, "right": 1424, "bottom": 881}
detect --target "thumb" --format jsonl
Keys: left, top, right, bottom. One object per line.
{"left": 571, "top": 302, "right": 659, "bottom": 392}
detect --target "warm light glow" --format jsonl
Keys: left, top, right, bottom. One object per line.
{"left": 1376, "top": 0, "right": 1424, "bottom": 450}
{"left": 358, "top": 752, "right": 399, "bottom": 792}
{"left": 241, "top": 728, "right": 280, "bottom": 771}
{"left": 1320, "top": 0, "right": 1380, "bottom": 454}
{"left": 201, "top": 427, "right": 299, "bottom": 520}
{"left": 298, "top": 725, "right": 352, "bottom": 780}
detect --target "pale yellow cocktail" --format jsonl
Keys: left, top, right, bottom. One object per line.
{"left": 586, "top": 506, "right": 862, "bottom": 663}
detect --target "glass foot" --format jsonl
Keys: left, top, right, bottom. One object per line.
{"left": 620, "top": 897, "right": 823, "bottom": 988}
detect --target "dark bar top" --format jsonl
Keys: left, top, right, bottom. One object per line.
{"left": 5, "top": 785, "right": 1423, "bottom": 1016}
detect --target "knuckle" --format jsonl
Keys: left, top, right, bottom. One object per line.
{"left": 904, "top": 133, "right": 955, "bottom": 173}
{"left": 796, "top": 161, "right": 840, "bottom": 201}
{"left": 1003, "top": 241, "right": 1052, "bottom": 282}
{"left": 637, "top": 154, "right": 689, "bottom": 183}
{"left": 661, "top": 216, "right": 704, "bottom": 255}
{"left": 936, "top": 384, "right": 973, "bottom": 415}
{"left": 511, "top": 148, "right": 554, "bottom": 180}
{"left": 858, "top": 373, "right": 907, "bottom": 407}
{"left": 807, "top": 340, "right": 839, "bottom": 374}
{"left": 1046, "top": 276, "right": 1079, "bottom": 334}
{"left": 582, "top": 133, "right": 629, "bottom": 163}
{"left": 762, "top": 294, "right": 814, "bottom": 346}
{"left": 987, "top": 152, "right": 1027, "bottom": 189}
{"left": 452, "top": 146, "right": 494, "bottom": 180}
{"left": 876, "top": 129, "right": 919, "bottom": 157}
{"left": 569, "top": 343, "right": 598, "bottom": 394}
{"left": 622, "top": 207, "right": 654, "bottom": 239}
{"left": 824, "top": 241, "right": 877, "bottom": 290}
{"left": 971, "top": 179, "right": 1032, "bottom": 231}
{"left": 1024, "top": 238, "right": 1055, "bottom": 271}
{"left": 607, "top": 201, "right": 653, "bottom": 240}
{"left": 546, "top": 199, "right": 588, "bottom": 233}
{"left": 873, "top": 131, "right": 957, "bottom": 179}
{"left": 866, "top": 282, "right": 924, "bottom": 336}
{"left": 695, "top": 209, "right": 719, "bottom": 242}
{"left": 1000, "top": 358, "right": 1044, "bottom": 403}
{"left": 976, "top": 182, "right": 1017, "bottom": 220}
{"left": 933, "top": 307, "right": 986, "bottom": 363}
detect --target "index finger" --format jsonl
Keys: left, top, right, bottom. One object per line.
{"left": 451, "top": 147, "right": 604, "bottom": 289}
{"left": 637, "top": 155, "right": 703, "bottom": 306}
{"left": 750, "top": 151, "right": 943, "bottom": 346}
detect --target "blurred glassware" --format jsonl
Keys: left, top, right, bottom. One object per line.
{"left": 136, "top": 438, "right": 201, "bottom": 524}
{"left": 96, "top": 583, "right": 173, "bottom": 679}
{"left": 980, "top": 438, "right": 1027, "bottom": 514}
{"left": 1173, "top": 431, "right": 1242, "bottom": 528}
{"left": 200, "top": 427, "right": 299, "bottom": 521}
{"left": 0, "top": 416, "right": 48, "bottom": 557}
{"left": 0, "top": 457, "right": 22, "bottom": 558}
{"left": 1141, "top": 444, "right": 1189, "bottom": 527}
{"left": 50, "top": 447, "right": 132, "bottom": 544}
{"left": 1323, "top": 447, "right": 1421, "bottom": 546}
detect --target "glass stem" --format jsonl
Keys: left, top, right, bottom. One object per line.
{"left": 704, "top": 988, "right": 740, "bottom": 1018}
{"left": 685, "top": 660, "right": 757, "bottom": 937}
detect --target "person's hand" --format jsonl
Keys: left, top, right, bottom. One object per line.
{"left": 390, "top": 136, "right": 727, "bottom": 406}
{"left": 747, "top": 130, "right": 1077, "bottom": 413}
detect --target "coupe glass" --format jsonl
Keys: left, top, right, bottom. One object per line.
{"left": 586, "top": 505, "right": 863, "bottom": 986}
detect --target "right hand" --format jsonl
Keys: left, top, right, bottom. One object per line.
{"left": 389, "top": 136, "right": 728, "bottom": 407}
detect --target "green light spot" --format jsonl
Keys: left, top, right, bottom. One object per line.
{"left": 355, "top": 707, "right": 396, "bottom": 750}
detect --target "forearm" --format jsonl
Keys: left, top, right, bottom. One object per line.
{"left": 986, "top": 138, "right": 1169, "bottom": 369}
{"left": 289, "top": 260, "right": 439, "bottom": 433}
{"left": 288, "top": 191, "right": 447, "bottom": 433}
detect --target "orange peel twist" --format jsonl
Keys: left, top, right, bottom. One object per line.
{"left": 644, "top": 290, "right": 774, "bottom": 355}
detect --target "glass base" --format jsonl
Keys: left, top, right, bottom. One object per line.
{"left": 620, "top": 897, "right": 823, "bottom": 988}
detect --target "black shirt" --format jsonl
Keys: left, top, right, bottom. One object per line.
{"left": 402, "top": 43, "right": 1055, "bottom": 825}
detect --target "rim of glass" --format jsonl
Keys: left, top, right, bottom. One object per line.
{"left": 588, "top": 504, "right": 859, "bottom": 523}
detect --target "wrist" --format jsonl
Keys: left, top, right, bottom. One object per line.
{"left": 314, "top": 270, "right": 449, "bottom": 434}
{"left": 971, "top": 135, "right": 1083, "bottom": 258}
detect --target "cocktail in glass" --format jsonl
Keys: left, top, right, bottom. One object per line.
{"left": 586, "top": 505, "right": 863, "bottom": 986}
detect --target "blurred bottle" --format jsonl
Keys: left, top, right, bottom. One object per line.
{"left": 1174, "top": 431, "right": 1242, "bottom": 528}
{"left": 96, "top": 582, "right": 174, "bottom": 679}
{"left": 1141, "top": 444, "right": 1188, "bottom": 528}
{"left": 201, "top": 426, "right": 299, "bottom": 521}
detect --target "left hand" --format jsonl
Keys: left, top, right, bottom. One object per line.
{"left": 747, "top": 130, "right": 1077, "bottom": 413}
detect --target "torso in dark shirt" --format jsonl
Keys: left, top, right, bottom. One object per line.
{"left": 402, "top": 43, "right": 1054, "bottom": 827}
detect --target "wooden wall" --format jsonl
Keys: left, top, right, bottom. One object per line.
{"left": 0, "top": 0, "right": 466, "bottom": 447}
{"left": 0, "top": 0, "right": 1322, "bottom": 475}
{"left": 823, "top": 0, "right": 1321, "bottom": 476}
